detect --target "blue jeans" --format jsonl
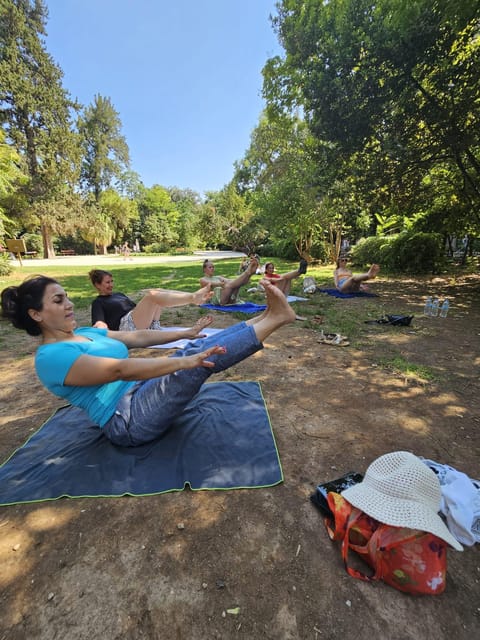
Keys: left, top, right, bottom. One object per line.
{"left": 102, "top": 322, "right": 262, "bottom": 446}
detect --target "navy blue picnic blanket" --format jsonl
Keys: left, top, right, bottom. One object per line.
{"left": 201, "top": 302, "right": 267, "bottom": 313}
{"left": 0, "top": 382, "right": 283, "bottom": 506}
{"left": 316, "top": 288, "right": 378, "bottom": 298}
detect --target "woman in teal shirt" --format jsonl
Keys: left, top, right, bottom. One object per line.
{"left": 1, "top": 275, "right": 295, "bottom": 446}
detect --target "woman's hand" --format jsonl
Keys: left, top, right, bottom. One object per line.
{"left": 181, "top": 344, "right": 226, "bottom": 369}
{"left": 181, "top": 315, "right": 214, "bottom": 339}
{"left": 93, "top": 320, "right": 109, "bottom": 329}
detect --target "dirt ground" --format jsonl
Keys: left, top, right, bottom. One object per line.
{"left": 0, "top": 273, "right": 479, "bottom": 640}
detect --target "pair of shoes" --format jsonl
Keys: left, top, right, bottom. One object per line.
{"left": 298, "top": 259, "right": 308, "bottom": 275}
{"left": 318, "top": 332, "right": 350, "bottom": 347}
{"left": 247, "top": 285, "right": 265, "bottom": 294}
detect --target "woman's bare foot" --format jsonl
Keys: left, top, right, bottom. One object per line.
{"left": 247, "top": 308, "right": 268, "bottom": 325}
{"left": 260, "top": 279, "right": 296, "bottom": 325}
{"left": 368, "top": 264, "right": 380, "bottom": 279}
{"left": 192, "top": 284, "right": 213, "bottom": 305}
{"left": 247, "top": 257, "right": 259, "bottom": 275}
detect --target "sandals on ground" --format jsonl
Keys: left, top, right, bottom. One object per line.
{"left": 317, "top": 332, "right": 350, "bottom": 347}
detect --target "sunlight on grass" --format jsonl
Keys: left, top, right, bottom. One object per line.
{"left": 377, "top": 355, "right": 438, "bottom": 382}
{"left": 2, "top": 258, "right": 336, "bottom": 311}
{"left": 0, "top": 258, "right": 390, "bottom": 343}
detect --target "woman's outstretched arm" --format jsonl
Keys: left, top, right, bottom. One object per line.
{"left": 108, "top": 315, "right": 214, "bottom": 349}
{"left": 64, "top": 345, "right": 226, "bottom": 386}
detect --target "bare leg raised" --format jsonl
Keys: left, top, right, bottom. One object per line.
{"left": 246, "top": 279, "right": 296, "bottom": 341}
{"left": 220, "top": 259, "right": 259, "bottom": 304}
{"left": 339, "top": 264, "right": 380, "bottom": 293}
{"left": 131, "top": 285, "right": 213, "bottom": 329}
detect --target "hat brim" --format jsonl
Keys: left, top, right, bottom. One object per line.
{"left": 342, "top": 484, "right": 463, "bottom": 551}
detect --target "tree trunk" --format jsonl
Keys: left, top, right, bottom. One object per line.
{"left": 41, "top": 223, "right": 55, "bottom": 258}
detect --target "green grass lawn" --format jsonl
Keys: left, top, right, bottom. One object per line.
{"left": 0, "top": 257, "right": 337, "bottom": 310}
{"left": 0, "top": 255, "right": 451, "bottom": 381}
{"left": 0, "top": 255, "right": 403, "bottom": 348}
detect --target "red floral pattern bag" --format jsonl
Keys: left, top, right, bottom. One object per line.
{"left": 325, "top": 492, "right": 447, "bottom": 595}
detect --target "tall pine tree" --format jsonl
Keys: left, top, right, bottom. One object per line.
{"left": 0, "top": 0, "right": 81, "bottom": 257}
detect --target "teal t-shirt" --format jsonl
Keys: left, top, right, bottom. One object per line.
{"left": 35, "top": 327, "right": 135, "bottom": 427}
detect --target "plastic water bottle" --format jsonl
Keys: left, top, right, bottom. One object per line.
{"left": 439, "top": 298, "right": 450, "bottom": 318}
{"left": 431, "top": 298, "right": 440, "bottom": 317}
{"left": 424, "top": 296, "right": 432, "bottom": 316}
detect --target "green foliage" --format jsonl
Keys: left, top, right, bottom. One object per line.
{"left": 260, "top": 238, "right": 299, "bottom": 260}
{"left": 350, "top": 231, "right": 444, "bottom": 273}
{"left": 21, "top": 232, "right": 42, "bottom": 254}
{"left": 57, "top": 232, "right": 97, "bottom": 255}
{"left": 350, "top": 236, "right": 391, "bottom": 266}
{"left": 308, "top": 240, "right": 329, "bottom": 263}
{"left": 0, "top": 129, "right": 27, "bottom": 234}
{"left": 234, "top": 114, "right": 327, "bottom": 258}
{"left": 388, "top": 232, "right": 444, "bottom": 274}
{"left": 78, "top": 95, "right": 130, "bottom": 200}
{"left": 196, "top": 184, "right": 257, "bottom": 251}
{"left": 265, "top": 0, "right": 480, "bottom": 244}
{"left": 138, "top": 185, "right": 179, "bottom": 248}
{"left": 0, "top": 0, "right": 82, "bottom": 257}
{"left": 143, "top": 242, "right": 171, "bottom": 254}
{"left": 168, "top": 187, "right": 203, "bottom": 249}
{"left": 0, "top": 252, "right": 13, "bottom": 275}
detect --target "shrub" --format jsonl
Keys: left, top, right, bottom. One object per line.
{"left": 143, "top": 242, "right": 170, "bottom": 254}
{"left": 21, "top": 233, "right": 43, "bottom": 255}
{"left": 260, "top": 239, "right": 299, "bottom": 260}
{"left": 350, "top": 236, "right": 390, "bottom": 266}
{"left": 350, "top": 232, "right": 444, "bottom": 274}
{"left": 0, "top": 253, "right": 13, "bottom": 275}
{"left": 388, "top": 232, "right": 444, "bottom": 273}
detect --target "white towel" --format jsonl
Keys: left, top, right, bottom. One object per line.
{"left": 421, "top": 458, "right": 480, "bottom": 546}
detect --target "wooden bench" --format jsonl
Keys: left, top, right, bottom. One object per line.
{"left": 24, "top": 251, "right": 38, "bottom": 258}
{"left": 59, "top": 249, "right": 75, "bottom": 256}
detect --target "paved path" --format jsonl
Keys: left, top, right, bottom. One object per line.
{"left": 12, "top": 250, "right": 246, "bottom": 268}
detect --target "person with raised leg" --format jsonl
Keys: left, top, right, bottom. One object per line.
{"left": 1, "top": 276, "right": 295, "bottom": 447}
{"left": 263, "top": 259, "right": 308, "bottom": 297}
{"left": 200, "top": 257, "right": 259, "bottom": 305}
{"left": 334, "top": 258, "right": 380, "bottom": 293}
{"left": 89, "top": 269, "right": 214, "bottom": 331}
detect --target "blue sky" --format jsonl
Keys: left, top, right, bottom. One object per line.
{"left": 43, "top": 0, "right": 283, "bottom": 196}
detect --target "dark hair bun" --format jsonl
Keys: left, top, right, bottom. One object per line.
{"left": 1, "top": 286, "right": 23, "bottom": 327}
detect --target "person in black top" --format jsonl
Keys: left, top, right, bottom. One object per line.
{"left": 89, "top": 269, "right": 213, "bottom": 331}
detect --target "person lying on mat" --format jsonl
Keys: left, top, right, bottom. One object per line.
{"left": 199, "top": 257, "right": 259, "bottom": 305}
{"left": 264, "top": 260, "right": 308, "bottom": 297}
{"left": 89, "top": 269, "right": 213, "bottom": 331}
{"left": 333, "top": 257, "right": 380, "bottom": 293}
{"left": 1, "top": 275, "right": 295, "bottom": 447}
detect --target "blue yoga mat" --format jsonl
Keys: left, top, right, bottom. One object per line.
{"left": 316, "top": 288, "right": 378, "bottom": 298}
{"left": 0, "top": 382, "right": 283, "bottom": 506}
{"left": 201, "top": 302, "right": 267, "bottom": 313}
{"left": 200, "top": 295, "right": 306, "bottom": 314}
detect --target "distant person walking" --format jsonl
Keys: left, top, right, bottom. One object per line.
{"left": 122, "top": 242, "right": 132, "bottom": 261}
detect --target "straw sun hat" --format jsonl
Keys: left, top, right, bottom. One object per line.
{"left": 341, "top": 451, "right": 463, "bottom": 551}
